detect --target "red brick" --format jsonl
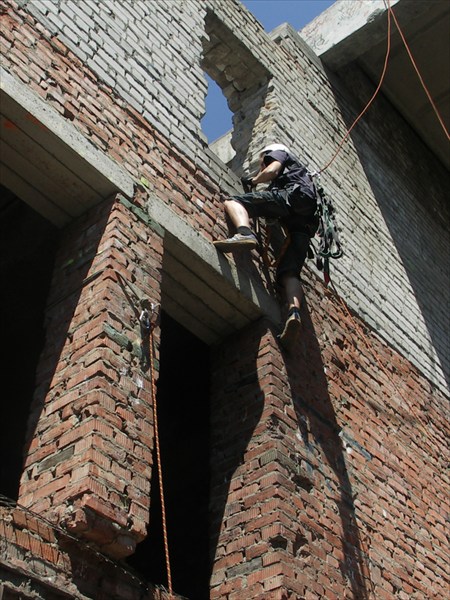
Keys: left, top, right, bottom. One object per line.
{"left": 4, "top": 3, "right": 447, "bottom": 599}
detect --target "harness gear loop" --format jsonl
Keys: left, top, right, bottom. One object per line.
{"left": 141, "top": 305, "right": 174, "bottom": 598}
{"left": 307, "top": 177, "right": 343, "bottom": 285}
{"left": 315, "top": 185, "right": 343, "bottom": 260}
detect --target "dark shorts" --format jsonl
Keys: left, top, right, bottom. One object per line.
{"left": 232, "top": 190, "right": 316, "bottom": 280}
{"left": 232, "top": 189, "right": 290, "bottom": 220}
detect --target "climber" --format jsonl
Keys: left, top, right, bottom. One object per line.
{"left": 213, "top": 143, "right": 319, "bottom": 348}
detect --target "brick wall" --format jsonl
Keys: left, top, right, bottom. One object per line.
{"left": 206, "top": 3, "right": 449, "bottom": 393}
{"left": 0, "top": 501, "right": 178, "bottom": 599}
{"left": 15, "top": 0, "right": 207, "bottom": 155}
{"left": 17, "top": 189, "right": 164, "bottom": 559}
{"left": 209, "top": 270, "right": 448, "bottom": 599}
{"left": 0, "top": 0, "right": 448, "bottom": 599}
{"left": 0, "top": 0, "right": 234, "bottom": 238}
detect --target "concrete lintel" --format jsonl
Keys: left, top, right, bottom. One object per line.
{"left": 147, "top": 193, "right": 281, "bottom": 342}
{"left": 0, "top": 67, "right": 134, "bottom": 218}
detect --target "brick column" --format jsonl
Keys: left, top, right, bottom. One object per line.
{"left": 209, "top": 319, "right": 314, "bottom": 599}
{"left": 18, "top": 192, "right": 163, "bottom": 559}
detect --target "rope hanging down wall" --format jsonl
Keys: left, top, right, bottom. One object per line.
{"left": 316, "top": 0, "right": 449, "bottom": 176}
{"left": 140, "top": 304, "right": 174, "bottom": 599}
{"left": 310, "top": 0, "right": 447, "bottom": 453}
{"left": 133, "top": 4, "right": 447, "bottom": 597}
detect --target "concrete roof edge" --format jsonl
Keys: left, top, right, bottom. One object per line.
{"left": 299, "top": 0, "right": 401, "bottom": 69}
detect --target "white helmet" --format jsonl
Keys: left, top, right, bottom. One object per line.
{"left": 261, "top": 143, "right": 290, "bottom": 154}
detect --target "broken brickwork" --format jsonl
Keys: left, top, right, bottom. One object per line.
{"left": 0, "top": 0, "right": 448, "bottom": 599}
{"left": 17, "top": 189, "right": 164, "bottom": 560}
{"left": 0, "top": 497, "right": 177, "bottom": 599}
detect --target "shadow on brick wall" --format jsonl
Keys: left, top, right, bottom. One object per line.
{"left": 209, "top": 305, "right": 370, "bottom": 598}
{"left": 285, "top": 299, "right": 370, "bottom": 599}
{"left": 209, "top": 319, "right": 267, "bottom": 592}
{"left": 20, "top": 199, "right": 112, "bottom": 472}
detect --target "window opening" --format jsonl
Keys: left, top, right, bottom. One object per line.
{"left": 201, "top": 73, "right": 234, "bottom": 144}
{"left": 0, "top": 185, "right": 59, "bottom": 499}
{"left": 127, "top": 311, "right": 210, "bottom": 600}
{"left": 201, "top": 10, "right": 272, "bottom": 173}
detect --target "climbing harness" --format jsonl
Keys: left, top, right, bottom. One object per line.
{"left": 244, "top": 0, "right": 446, "bottom": 288}
{"left": 312, "top": 182, "right": 343, "bottom": 285}
{"left": 256, "top": 181, "right": 343, "bottom": 286}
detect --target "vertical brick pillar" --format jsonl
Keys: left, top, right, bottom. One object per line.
{"left": 18, "top": 192, "right": 163, "bottom": 559}
{"left": 209, "top": 319, "right": 312, "bottom": 599}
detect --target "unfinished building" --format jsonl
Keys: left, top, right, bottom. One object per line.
{"left": 0, "top": 0, "right": 449, "bottom": 598}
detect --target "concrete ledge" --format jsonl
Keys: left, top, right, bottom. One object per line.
{"left": 0, "top": 67, "right": 134, "bottom": 226}
{"left": 147, "top": 193, "right": 281, "bottom": 344}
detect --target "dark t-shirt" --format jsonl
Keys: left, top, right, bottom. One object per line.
{"left": 263, "top": 149, "right": 315, "bottom": 199}
{"left": 263, "top": 149, "right": 318, "bottom": 233}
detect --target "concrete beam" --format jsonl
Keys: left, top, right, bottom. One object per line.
{"left": 0, "top": 69, "right": 280, "bottom": 343}
{"left": 0, "top": 67, "right": 134, "bottom": 226}
{"left": 147, "top": 192, "right": 281, "bottom": 344}
{"left": 299, "top": 0, "right": 400, "bottom": 69}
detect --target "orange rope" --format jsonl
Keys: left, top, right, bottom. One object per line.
{"left": 389, "top": 4, "right": 450, "bottom": 140}
{"left": 148, "top": 323, "right": 173, "bottom": 598}
{"left": 314, "top": 0, "right": 446, "bottom": 441}
{"left": 318, "top": 0, "right": 449, "bottom": 174}
{"left": 318, "top": 2, "right": 392, "bottom": 174}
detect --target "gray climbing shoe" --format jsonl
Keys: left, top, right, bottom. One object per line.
{"left": 213, "top": 233, "right": 258, "bottom": 252}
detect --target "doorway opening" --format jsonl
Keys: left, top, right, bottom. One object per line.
{"left": 0, "top": 185, "right": 59, "bottom": 499}
{"left": 127, "top": 311, "right": 211, "bottom": 599}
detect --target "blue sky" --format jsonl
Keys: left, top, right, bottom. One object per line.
{"left": 202, "top": 0, "right": 335, "bottom": 141}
